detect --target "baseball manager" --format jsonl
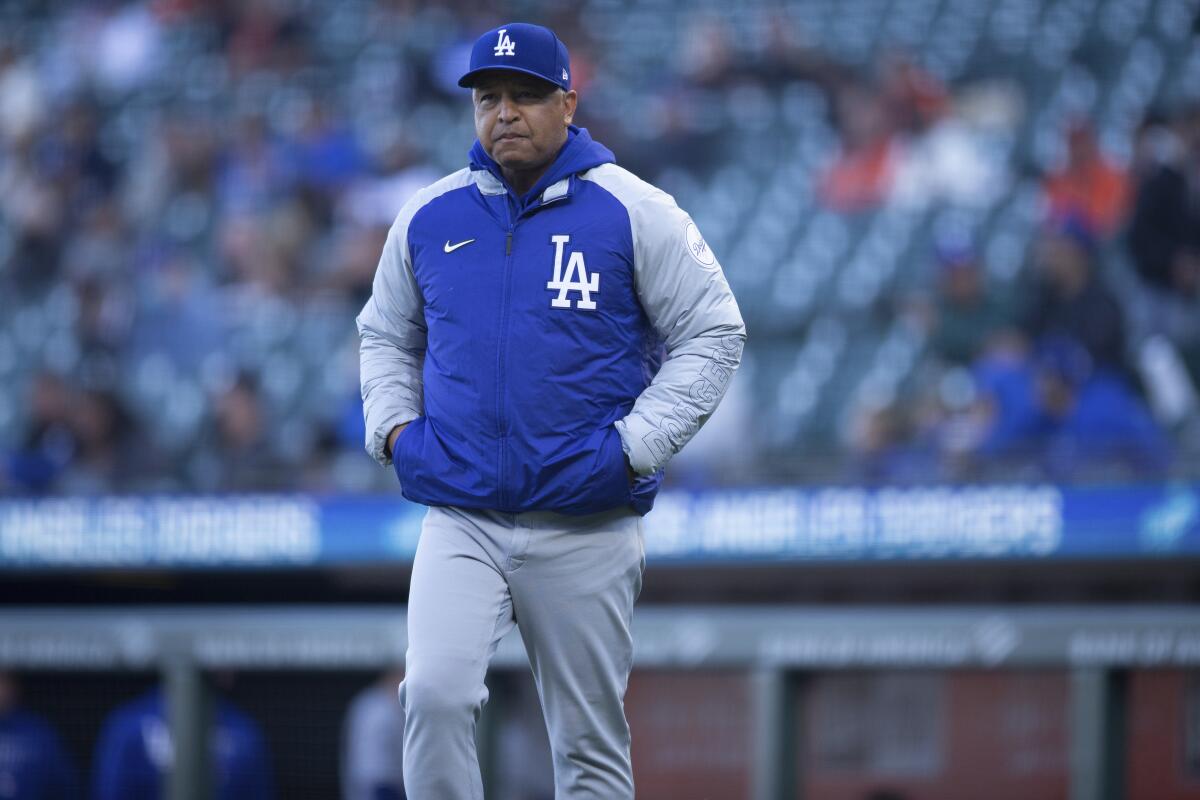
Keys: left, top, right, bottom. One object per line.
{"left": 357, "top": 21, "right": 745, "bottom": 799}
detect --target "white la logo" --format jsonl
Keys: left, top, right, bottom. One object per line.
{"left": 493, "top": 28, "right": 516, "bottom": 56}
{"left": 547, "top": 234, "right": 598, "bottom": 310}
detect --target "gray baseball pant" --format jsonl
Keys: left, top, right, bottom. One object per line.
{"left": 399, "top": 504, "right": 645, "bottom": 799}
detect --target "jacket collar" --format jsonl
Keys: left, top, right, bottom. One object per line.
{"left": 468, "top": 125, "right": 615, "bottom": 210}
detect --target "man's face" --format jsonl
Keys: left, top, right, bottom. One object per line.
{"left": 472, "top": 72, "right": 577, "bottom": 174}
{"left": 1037, "top": 371, "right": 1076, "bottom": 418}
{"left": 1037, "top": 232, "right": 1088, "bottom": 290}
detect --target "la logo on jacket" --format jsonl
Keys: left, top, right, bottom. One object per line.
{"left": 547, "top": 234, "right": 598, "bottom": 310}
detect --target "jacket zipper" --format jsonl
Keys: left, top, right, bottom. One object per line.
{"left": 494, "top": 183, "right": 571, "bottom": 510}
{"left": 496, "top": 201, "right": 516, "bottom": 510}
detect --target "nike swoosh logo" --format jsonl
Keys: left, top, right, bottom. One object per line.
{"left": 444, "top": 239, "right": 475, "bottom": 253}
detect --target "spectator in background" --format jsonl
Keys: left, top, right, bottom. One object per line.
{"left": 341, "top": 669, "right": 406, "bottom": 800}
{"left": 1127, "top": 103, "right": 1200, "bottom": 385}
{"left": 1032, "top": 337, "right": 1170, "bottom": 479}
{"left": 929, "top": 242, "right": 1015, "bottom": 365}
{"left": 129, "top": 249, "right": 222, "bottom": 372}
{"left": 0, "top": 43, "right": 46, "bottom": 147}
{"left": 968, "top": 330, "right": 1042, "bottom": 470}
{"left": 848, "top": 401, "right": 940, "bottom": 485}
{"left": 72, "top": 271, "right": 133, "bottom": 367}
{"left": 1042, "top": 119, "right": 1130, "bottom": 239}
{"left": 46, "top": 97, "right": 120, "bottom": 204}
{"left": 224, "top": 2, "right": 311, "bottom": 77}
{"left": 61, "top": 387, "right": 140, "bottom": 494}
{"left": 188, "top": 373, "right": 284, "bottom": 492}
{"left": 3, "top": 372, "right": 147, "bottom": 496}
{"left": 4, "top": 373, "right": 76, "bottom": 495}
{"left": 819, "top": 81, "right": 898, "bottom": 212}
{"left": 92, "top": 683, "right": 275, "bottom": 800}
{"left": 1128, "top": 102, "right": 1200, "bottom": 297}
{"left": 288, "top": 96, "right": 367, "bottom": 197}
{"left": 961, "top": 333, "right": 1169, "bottom": 479}
{"left": 0, "top": 132, "right": 67, "bottom": 298}
{"left": 1023, "top": 216, "right": 1128, "bottom": 373}
{"left": 216, "top": 112, "right": 294, "bottom": 219}
{"left": 677, "top": 14, "right": 735, "bottom": 89}
{"left": 879, "top": 49, "right": 948, "bottom": 136}
{"left": 0, "top": 671, "right": 80, "bottom": 800}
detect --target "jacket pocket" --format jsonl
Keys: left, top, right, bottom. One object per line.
{"left": 629, "top": 467, "right": 665, "bottom": 516}
{"left": 393, "top": 416, "right": 496, "bottom": 508}
{"left": 392, "top": 416, "right": 424, "bottom": 491}
{"left": 520, "top": 423, "right": 632, "bottom": 515}
{"left": 580, "top": 423, "right": 634, "bottom": 514}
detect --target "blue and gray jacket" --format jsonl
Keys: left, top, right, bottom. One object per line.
{"left": 92, "top": 689, "right": 274, "bottom": 800}
{"left": 357, "top": 126, "right": 744, "bottom": 515}
{"left": 0, "top": 708, "right": 78, "bottom": 800}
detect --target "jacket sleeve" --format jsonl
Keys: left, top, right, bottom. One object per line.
{"left": 356, "top": 206, "right": 427, "bottom": 466}
{"left": 615, "top": 190, "right": 747, "bottom": 475}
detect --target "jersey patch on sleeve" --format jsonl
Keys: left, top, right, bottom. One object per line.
{"left": 683, "top": 220, "right": 717, "bottom": 269}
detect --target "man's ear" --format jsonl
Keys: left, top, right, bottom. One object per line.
{"left": 563, "top": 90, "right": 578, "bottom": 125}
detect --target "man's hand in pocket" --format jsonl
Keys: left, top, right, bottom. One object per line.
{"left": 386, "top": 422, "right": 410, "bottom": 460}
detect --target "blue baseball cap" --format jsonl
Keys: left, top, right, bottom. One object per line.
{"left": 458, "top": 23, "right": 571, "bottom": 91}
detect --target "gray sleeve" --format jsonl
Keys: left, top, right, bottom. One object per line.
{"left": 615, "top": 189, "right": 747, "bottom": 475}
{"left": 356, "top": 211, "right": 426, "bottom": 466}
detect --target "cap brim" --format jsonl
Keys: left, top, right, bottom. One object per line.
{"left": 458, "top": 65, "right": 565, "bottom": 90}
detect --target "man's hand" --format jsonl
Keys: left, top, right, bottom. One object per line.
{"left": 385, "top": 422, "right": 410, "bottom": 460}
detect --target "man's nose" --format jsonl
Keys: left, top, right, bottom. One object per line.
{"left": 497, "top": 94, "right": 519, "bottom": 122}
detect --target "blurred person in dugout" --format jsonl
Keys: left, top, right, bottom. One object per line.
{"left": 342, "top": 669, "right": 405, "bottom": 800}
{"left": 91, "top": 675, "right": 274, "bottom": 800}
{"left": 0, "top": 672, "right": 79, "bottom": 800}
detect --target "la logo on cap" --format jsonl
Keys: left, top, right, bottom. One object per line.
{"left": 493, "top": 28, "right": 516, "bottom": 56}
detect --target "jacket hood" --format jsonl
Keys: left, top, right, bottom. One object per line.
{"left": 469, "top": 125, "right": 615, "bottom": 204}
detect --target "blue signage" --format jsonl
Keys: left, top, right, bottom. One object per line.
{"left": 0, "top": 483, "right": 1197, "bottom": 568}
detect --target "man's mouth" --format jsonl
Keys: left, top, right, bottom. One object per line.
{"left": 496, "top": 133, "right": 526, "bottom": 141}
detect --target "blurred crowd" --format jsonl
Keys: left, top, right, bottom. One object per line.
{"left": 0, "top": 0, "right": 747, "bottom": 496}
{"left": 846, "top": 102, "right": 1200, "bottom": 484}
{"left": 0, "top": 0, "right": 1198, "bottom": 495}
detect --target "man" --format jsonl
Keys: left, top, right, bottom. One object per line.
{"left": 341, "top": 669, "right": 406, "bottom": 800}
{"left": 0, "top": 672, "right": 79, "bottom": 800}
{"left": 92, "top": 684, "right": 274, "bottom": 800}
{"left": 357, "top": 22, "right": 745, "bottom": 798}
{"left": 1129, "top": 102, "right": 1200, "bottom": 297}
{"left": 1023, "top": 215, "right": 1127, "bottom": 373}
